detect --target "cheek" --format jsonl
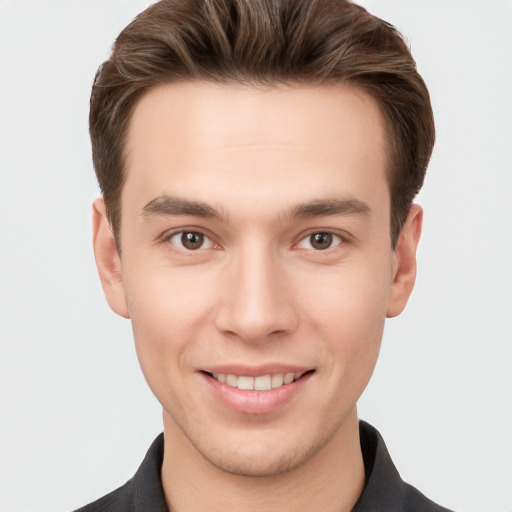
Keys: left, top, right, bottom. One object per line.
{"left": 123, "top": 266, "right": 217, "bottom": 388}
{"left": 318, "top": 289, "right": 386, "bottom": 370}
{"left": 310, "top": 285, "right": 386, "bottom": 410}
{"left": 299, "top": 260, "right": 391, "bottom": 376}
{"left": 302, "top": 256, "right": 391, "bottom": 328}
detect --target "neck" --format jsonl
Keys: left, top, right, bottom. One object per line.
{"left": 161, "top": 408, "right": 365, "bottom": 512}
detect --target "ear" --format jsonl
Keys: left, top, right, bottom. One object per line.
{"left": 92, "top": 198, "right": 130, "bottom": 318}
{"left": 386, "top": 204, "right": 423, "bottom": 318}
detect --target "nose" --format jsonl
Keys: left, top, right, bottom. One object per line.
{"left": 213, "top": 243, "right": 299, "bottom": 343}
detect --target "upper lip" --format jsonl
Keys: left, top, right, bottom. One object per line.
{"left": 201, "top": 364, "right": 313, "bottom": 377}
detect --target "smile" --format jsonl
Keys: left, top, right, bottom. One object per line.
{"left": 210, "top": 372, "right": 306, "bottom": 391}
{"left": 202, "top": 368, "right": 314, "bottom": 414}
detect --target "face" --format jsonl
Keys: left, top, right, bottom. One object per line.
{"left": 93, "top": 82, "right": 421, "bottom": 477}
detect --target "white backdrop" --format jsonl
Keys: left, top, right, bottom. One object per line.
{"left": 1, "top": 1, "right": 511, "bottom": 511}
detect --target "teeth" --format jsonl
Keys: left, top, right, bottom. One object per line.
{"left": 283, "top": 373, "right": 294, "bottom": 384}
{"left": 254, "top": 375, "right": 272, "bottom": 390}
{"left": 237, "top": 376, "right": 254, "bottom": 390}
{"left": 212, "top": 371, "right": 305, "bottom": 390}
{"left": 271, "top": 373, "right": 284, "bottom": 388}
{"left": 226, "top": 374, "right": 237, "bottom": 387}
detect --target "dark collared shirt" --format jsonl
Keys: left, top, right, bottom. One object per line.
{"left": 74, "top": 421, "right": 454, "bottom": 512}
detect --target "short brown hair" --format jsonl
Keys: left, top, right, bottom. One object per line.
{"left": 90, "top": 0, "right": 434, "bottom": 248}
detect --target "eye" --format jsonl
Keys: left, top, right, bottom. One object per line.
{"left": 297, "top": 232, "right": 343, "bottom": 251}
{"left": 168, "top": 231, "right": 215, "bottom": 251}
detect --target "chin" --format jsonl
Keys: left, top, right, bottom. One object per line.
{"left": 187, "top": 423, "right": 339, "bottom": 478}
{"left": 202, "top": 445, "right": 313, "bottom": 478}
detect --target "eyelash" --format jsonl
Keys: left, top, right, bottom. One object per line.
{"left": 163, "top": 229, "right": 346, "bottom": 253}
{"left": 295, "top": 232, "right": 345, "bottom": 251}
{"left": 165, "top": 230, "right": 218, "bottom": 252}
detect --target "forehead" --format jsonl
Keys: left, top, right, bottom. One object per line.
{"left": 123, "top": 81, "right": 389, "bottom": 219}
{"left": 126, "top": 81, "right": 386, "bottom": 157}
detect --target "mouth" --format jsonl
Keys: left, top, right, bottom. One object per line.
{"left": 201, "top": 367, "right": 315, "bottom": 414}
{"left": 203, "top": 370, "right": 314, "bottom": 391}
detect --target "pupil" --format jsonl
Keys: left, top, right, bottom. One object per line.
{"left": 311, "top": 233, "right": 332, "bottom": 250}
{"left": 182, "top": 232, "right": 203, "bottom": 250}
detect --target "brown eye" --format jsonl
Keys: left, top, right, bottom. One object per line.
{"left": 169, "top": 231, "right": 212, "bottom": 251}
{"left": 297, "top": 232, "right": 343, "bottom": 251}
{"left": 310, "top": 233, "right": 333, "bottom": 250}
{"left": 181, "top": 232, "right": 204, "bottom": 250}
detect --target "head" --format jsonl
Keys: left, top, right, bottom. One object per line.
{"left": 90, "top": 0, "right": 433, "bottom": 480}
{"left": 90, "top": 0, "right": 434, "bottom": 251}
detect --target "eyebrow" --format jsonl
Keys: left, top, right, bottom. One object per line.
{"left": 142, "top": 195, "right": 224, "bottom": 220}
{"left": 285, "top": 198, "right": 371, "bottom": 219}
{"left": 141, "top": 194, "right": 370, "bottom": 222}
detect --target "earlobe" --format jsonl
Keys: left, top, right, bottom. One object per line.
{"left": 386, "top": 204, "right": 423, "bottom": 318}
{"left": 92, "top": 198, "right": 130, "bottom": 319}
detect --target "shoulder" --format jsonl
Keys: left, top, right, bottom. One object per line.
{"left": 354, "top": 421, "right": 455, "bottom": 512}
{"left": 71, "top": 434, "right": 167, "bottom": 512}
{"left": 402, "top": 482, "right": 454, "bottom": 512}
{"left": 72, "top": 479, "right": 134, "bottom": 512}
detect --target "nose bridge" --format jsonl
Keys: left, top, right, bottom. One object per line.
{"left": 215, "top": 238, "right": 297, "bottom": 342}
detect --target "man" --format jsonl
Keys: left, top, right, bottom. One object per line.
{"left": 77, "top": 0, "right": 452, "bottom": 510}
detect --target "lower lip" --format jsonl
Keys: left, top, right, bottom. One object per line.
{"left": 202, "top": 372, "right": 313, "bottom": 415}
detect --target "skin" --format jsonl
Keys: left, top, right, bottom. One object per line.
{"left": 93, "top": 82, "right": 422, "bottom": 512}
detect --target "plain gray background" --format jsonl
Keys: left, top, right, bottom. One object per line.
{"left": 1, "top": 1, "right": 511, "bottom": 511}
